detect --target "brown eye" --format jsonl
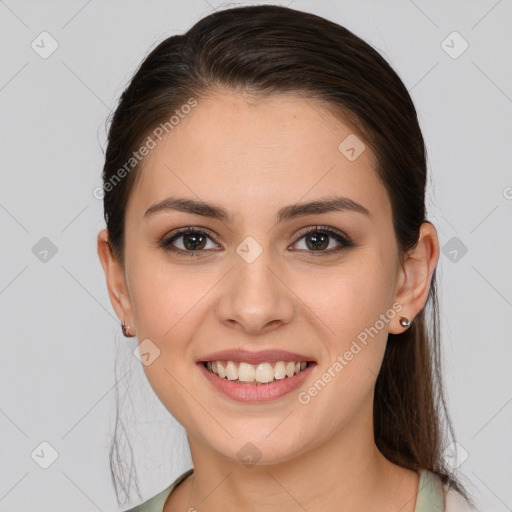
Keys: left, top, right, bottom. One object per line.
{"left": 178, "top": 231, "right": 208, "bottom": 251}
{"left": 161, "top": 227, "right": 221, "bottom": 256}
{"left": 292, "top": 226, "right": 354, "bottom": 254}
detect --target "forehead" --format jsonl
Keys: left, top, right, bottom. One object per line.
{"left": 128, "top": 91, "right": 390, "bottom": 224}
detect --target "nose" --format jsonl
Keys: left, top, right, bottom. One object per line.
{"left": 216, "top": 246, "right": 295, "bottom": 335}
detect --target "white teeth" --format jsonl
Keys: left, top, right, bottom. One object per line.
{"left": 255, "top": 362, "right": 275, "bottom": 383}
{"left": 285, "top": 361, "right": 295, "bottom": 377}
{"left": 274, "top": 361, "right": 286, "bottom": 380}
{"left": 226, "top": 361, "right": 238, "bottom": 380}
{"left": 205, "top": 360, "right": 309, "bottom": 383}
{"left": 238, "top": 362, "right": 255, "bottom": 382}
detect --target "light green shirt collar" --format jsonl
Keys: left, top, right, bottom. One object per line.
{"left": 125, "top": 468, "right": 445, "bottom": 512}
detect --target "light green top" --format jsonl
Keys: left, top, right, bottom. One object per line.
{"left": 125, "top": 468, "right": 450, "bottom": 511}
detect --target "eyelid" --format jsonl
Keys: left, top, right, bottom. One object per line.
{"left": 162, "top": 226, "right": 222, "bottom": 244}
{"left": 293, "top": 225, "right": 352, "bottom": 244}
{"left": 289, "top": 225, "right": 354, "bottom": 255}
{"left": 160, "top": 224, "right": 354, "bottom": 256}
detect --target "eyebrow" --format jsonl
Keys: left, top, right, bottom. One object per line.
{"left": 144, "top": 195, "right": 371, "bottom": 223}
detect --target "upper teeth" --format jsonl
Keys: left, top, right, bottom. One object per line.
{"left": 206, "top": 361, "right": 308, "bottom": 383}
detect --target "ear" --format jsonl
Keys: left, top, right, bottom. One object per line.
{"left": 97, "top": 228, "right": 135, "bottom": 333}
{"left": 389, "top": 221, "right": 440, "bottom": 334}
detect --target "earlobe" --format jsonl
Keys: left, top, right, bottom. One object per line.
{"left": 390, "top": 222, "right": 439, "bottom": 334}
{"left": 97, "top": 229, "right": 134, "bottom": 330}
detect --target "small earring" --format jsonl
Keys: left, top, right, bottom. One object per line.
{"left": 122, "top": 321, "right": 135, "bottom": 338}
{"left": 399, "top": 317, "right": 411, "bottom": 328}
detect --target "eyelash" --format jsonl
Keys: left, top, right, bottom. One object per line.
{"left": 160, "top": 225, "right": 354, "bottom": 258}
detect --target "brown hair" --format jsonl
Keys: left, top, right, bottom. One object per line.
{"left": 102, "top": 4, "right": 474, "bottom": 507}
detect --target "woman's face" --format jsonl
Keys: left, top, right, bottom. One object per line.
{"left": 101, "top": 91, "right": 427, "bottom": 466}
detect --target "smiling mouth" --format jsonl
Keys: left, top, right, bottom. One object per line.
{"left": 203, "top": 360, "right": 314, "bottom": 385}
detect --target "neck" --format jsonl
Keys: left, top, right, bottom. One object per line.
{"left": 178, "top": 413, "right": 419, "bottom": 512}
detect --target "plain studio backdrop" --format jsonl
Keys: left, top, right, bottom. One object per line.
{"left": 0, "top": 1, "right": 511, "bottom": 511}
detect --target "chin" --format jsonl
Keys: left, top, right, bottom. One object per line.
{"left": 206, "top": 428, "right": 309, "bottom": 468}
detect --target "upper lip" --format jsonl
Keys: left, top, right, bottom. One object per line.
{"left": 197, "top": 349, "right": 316, "bottom": 365}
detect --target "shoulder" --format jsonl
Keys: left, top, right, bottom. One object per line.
{"left": 416, "top": 470, "right": 481, "bottom": 512}
{"left": 443, "top": 484, "right": 480, "bottom": 512}
{"left": 123, "top": 469, "right": 194, "bottom": 512}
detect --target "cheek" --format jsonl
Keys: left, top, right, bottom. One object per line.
{"left": 297, "top": 270, "right": 394, "bottom": 423}
{"left": 126, "top": 259, "right": 210, "bottom": 420}
{"left": 128, "top": 254, "right": 212, "bottom": 344}
{"left": 296, "top": 254, "right": 397, "bottom": 408}
{"left": 305, "top": 256, "right": 395, "bottom": 343}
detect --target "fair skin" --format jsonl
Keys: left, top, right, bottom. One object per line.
{"left": 98, "top": 91, "right": 439, "bottom": 512}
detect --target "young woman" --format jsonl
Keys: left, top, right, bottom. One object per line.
{"left": 97, "top": 5, "right": 478, "bottom": 511}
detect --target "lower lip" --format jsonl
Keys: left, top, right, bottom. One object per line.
{"left": 197, "top": 362, "right": 316, "bottom": 402}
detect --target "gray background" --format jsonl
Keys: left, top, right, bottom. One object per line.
{"left": 1, "top": 0, "right": 511, "bottom": 510}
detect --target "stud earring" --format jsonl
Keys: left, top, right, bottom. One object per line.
{"left": 121, "top": 321, "right": 135, "bottom": 338}
{"left": 399, "top": 317, "right": 411, "bottom": 328}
